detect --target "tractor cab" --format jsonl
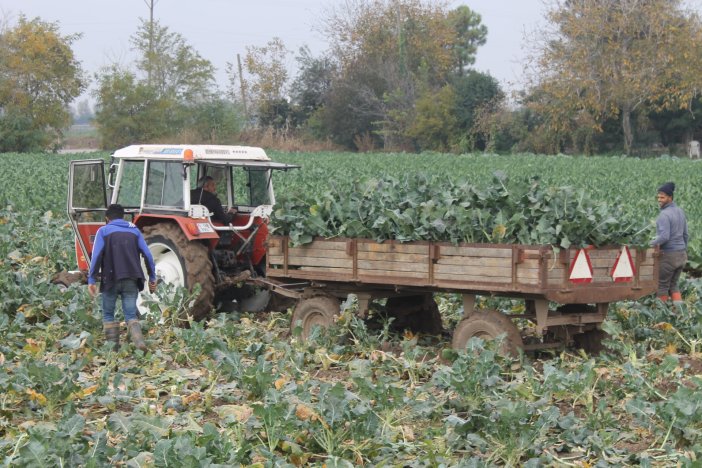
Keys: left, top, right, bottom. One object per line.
{"left": 68, "top": 144, "right": 298, "bottom": 320}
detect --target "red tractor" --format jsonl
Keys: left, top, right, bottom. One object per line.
{"left": 67, "top": 144, "right": 297, "bottom": 321}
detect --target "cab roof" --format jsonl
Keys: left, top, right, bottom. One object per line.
{"left": 112, "top": 144, "right": 270, "bottom": 161}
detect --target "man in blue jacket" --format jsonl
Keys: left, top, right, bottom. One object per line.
{"left": 650, "top": 182, "right": 688, "bottom": 304}
{"left": 88, "top": 204, "right": 157, "bottom": 351}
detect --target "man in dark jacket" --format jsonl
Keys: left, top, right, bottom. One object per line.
{"left": 88, "top": 204, "right": 156, "bottom": 351}
{"left": 190, "top": 176, "right": 237, "bottom": 224}
{"left": 650, "top": 182, "right": 688, "bottom": 304}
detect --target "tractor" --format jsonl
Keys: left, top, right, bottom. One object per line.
{"left": 67, "top": 144, "right": 297, "bottom": 321}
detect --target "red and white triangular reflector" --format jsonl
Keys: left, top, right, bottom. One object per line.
{"left": 569, "top": 248, "right": 593, "bottom": 283}
{"left": 611, "top": 246, "right": 635, "bottom": 282}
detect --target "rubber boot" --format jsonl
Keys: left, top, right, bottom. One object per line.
{"left": 657, "top": 295, "right": 669, "bottom": 303}
{"left": 127, "top": 320, "right": 148, "bottom": 352}
{"left": 103, "top": 322, "right": 120, "bottom": 351}
{"left": 671, "top": 291, "right": 684, "bottom": 307}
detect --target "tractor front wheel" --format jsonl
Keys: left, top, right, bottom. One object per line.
{"left": 143, "top": 223, "right": 215, "bottom": 323}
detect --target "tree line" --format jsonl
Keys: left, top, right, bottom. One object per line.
{"left": 1, "top": 0, "right": 702, "bottom": 156}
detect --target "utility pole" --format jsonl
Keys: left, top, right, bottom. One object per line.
{"left": 237, "top": 53, "right": 248, "bottom": 123}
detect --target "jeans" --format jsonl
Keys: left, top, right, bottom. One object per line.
{"left": 102, "top": 278, "right": 139, "bottom": 323}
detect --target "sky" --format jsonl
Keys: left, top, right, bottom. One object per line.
{"left": 1, "top": 0, "right": 549, "bottom": 104}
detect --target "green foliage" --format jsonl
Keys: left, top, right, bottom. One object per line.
{"left": 3, "top": 149, "right": 702, "bottom": 465}
{"left": 0, "top": 16, "right": 86, "bottom": 152}
{"left": 447, "top": 5, "right": 488, "bottom": 74}
{"left": 408, "top": 85, "right": 458, "bottom": 152}
{"left": 131, "top": 19, "right": 215, "bottom": 103}
{"left": 257, "top": 98, "right": 293, "bottom": 130}
{"left": 0, "top": 111, "right": 46, "bottom": 153}
{"left": 272, "top": 172, "right": 650, "bottom": 249}
{"left": 289, "top": 46, "right": 336, "bottom": 126}
{"left": 94, "top": 20, "right": 223, "bottom": 149}
{"left": 270, "top": 151, "right": 702, "bottom": 268}
{"left": 93, "top": 68, "right": 176, "bottom": 149}
{"left": 452, "top": 70, "right": 504, "bottom": 150}
{"left": 238, "top": 37, "right": 290, "bottom": 118}
{"left": 94, "top": 71, "right": 242, "bottom": 149}
{"left": 533, "top": 0, "right": 702, "bottom": 154}
{"left": 185, "top": 99, "right": 244, "bottom": 144}
{"left": 318, "top": 0, "right": 488, "bottom": 150}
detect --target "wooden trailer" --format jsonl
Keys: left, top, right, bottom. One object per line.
{"left": 258, "top": 235, "right": 658, "bottom": 353}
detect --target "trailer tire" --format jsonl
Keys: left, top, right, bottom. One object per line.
{"left": 143, "top": 223, "right": 214, "bottom": 324}
{"left": 452, "top": 309, "right": 523, "bottom": 357}
{"left": 291, "top": 296, "right": 340, "bottom": 339}
{"left": 385, "top": 295, "right": 443, "bottom": 335}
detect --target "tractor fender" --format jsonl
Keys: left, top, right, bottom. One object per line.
{"left": 134, "top": 214, "right": 220, "bottom": 249}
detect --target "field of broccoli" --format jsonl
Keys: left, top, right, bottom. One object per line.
{"left": 1, "top": 150, "right": 701, "bottom": 466}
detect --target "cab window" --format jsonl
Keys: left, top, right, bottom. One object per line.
{"left": 72, "top": 163, "right": 106, "bottom": 209}
{"left": 193, "top": 165, "right": 229, "bottom": 206}
{"left": 116, "top": 160, "right": 144, "bottom": 208}
{"left": 232, "top": 167, "right": 271, "bottom": 207}
{"left": 145, "top": 161, "right": 184, "bottom": 208}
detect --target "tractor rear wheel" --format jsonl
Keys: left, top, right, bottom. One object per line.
{"left": 452, "top": 309, "right": 523, "bottom": 357}
{"left": 143, "top": 223, "right": 214, "bottom": 323}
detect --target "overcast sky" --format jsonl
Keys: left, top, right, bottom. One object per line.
{"left": 2, "top": 0, "right": 548, "bottom": 102}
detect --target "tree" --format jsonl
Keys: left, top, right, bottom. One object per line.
{"left": 645, "top": 96, "right": 702, "bottom": 148}
{"left": 0, "top": 16, "right": 85, "bottom": 151}
{"left": 532, "top": 0, "right": 702, "bottom": 154}
{"left": 407, "top": 85, "right": 457, "bottom": 151}
{"left": 186, "top": 99, "right": 244, "bottom": 143}
{"left": 452, "top": 71, "right": 503, "bottom": 141}
{"left": 94, "top": 20, "right": 220, "bottom": 148}
{"left": 319, "top": 0, "right": 487, "bottom": 150}
{"left": 316, "top": 65, "right": 388, "bottom": 149}
{"left": 227, "top": 37, "right": 291, "bottom": 127}
{"left": 289, "top": 46, "right": 336, "bottom": 126}
{"left": 93, "top": 67, "right": 175, "bottom": 149}
{"left": 447, "top": 6, "right": 488, "bottom": 76}
{"left": 130, "top": 18, "right": 216, "bottom": 102}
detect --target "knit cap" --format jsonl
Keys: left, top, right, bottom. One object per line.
{"left": 657, "top": 182, "right": 675, "bottom": 196}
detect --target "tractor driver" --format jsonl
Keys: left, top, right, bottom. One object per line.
{"left": 190, "top": 176, "right": 237, "bottom": 224}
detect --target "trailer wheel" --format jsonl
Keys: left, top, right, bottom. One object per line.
{"left": 291, "top": 296, "right": 340, "bottom": 339}
{"left": 143, "top": 223, "right": 214, "bottom": 324}
{"left": 385, "top": 295, "right": 443, "bottom": 335}
{"left": 574, "top": 329, "right": 609, "bottom": 355}
{"left": 452, "top": 309, "right": 523, "bottom": 357}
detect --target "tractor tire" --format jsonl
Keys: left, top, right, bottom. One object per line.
{"left": 452, "top": 309, "right": 523, "bottom": 357}
{"left": 385, "top": 294, "right": 443, "bottom": 335}
{"left": 290, "top": 296, "right": 340, "bottom": 340}
{"left": 142, "top": 223, "right": 214, "bottom": 323}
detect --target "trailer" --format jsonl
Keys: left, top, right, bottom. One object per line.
{"left": 257, "top": 235, "right": 658, "bottom": 354}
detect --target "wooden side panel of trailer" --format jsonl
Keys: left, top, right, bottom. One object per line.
{"left": 266, "top": 236, "right": 658, "bottom": 303}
